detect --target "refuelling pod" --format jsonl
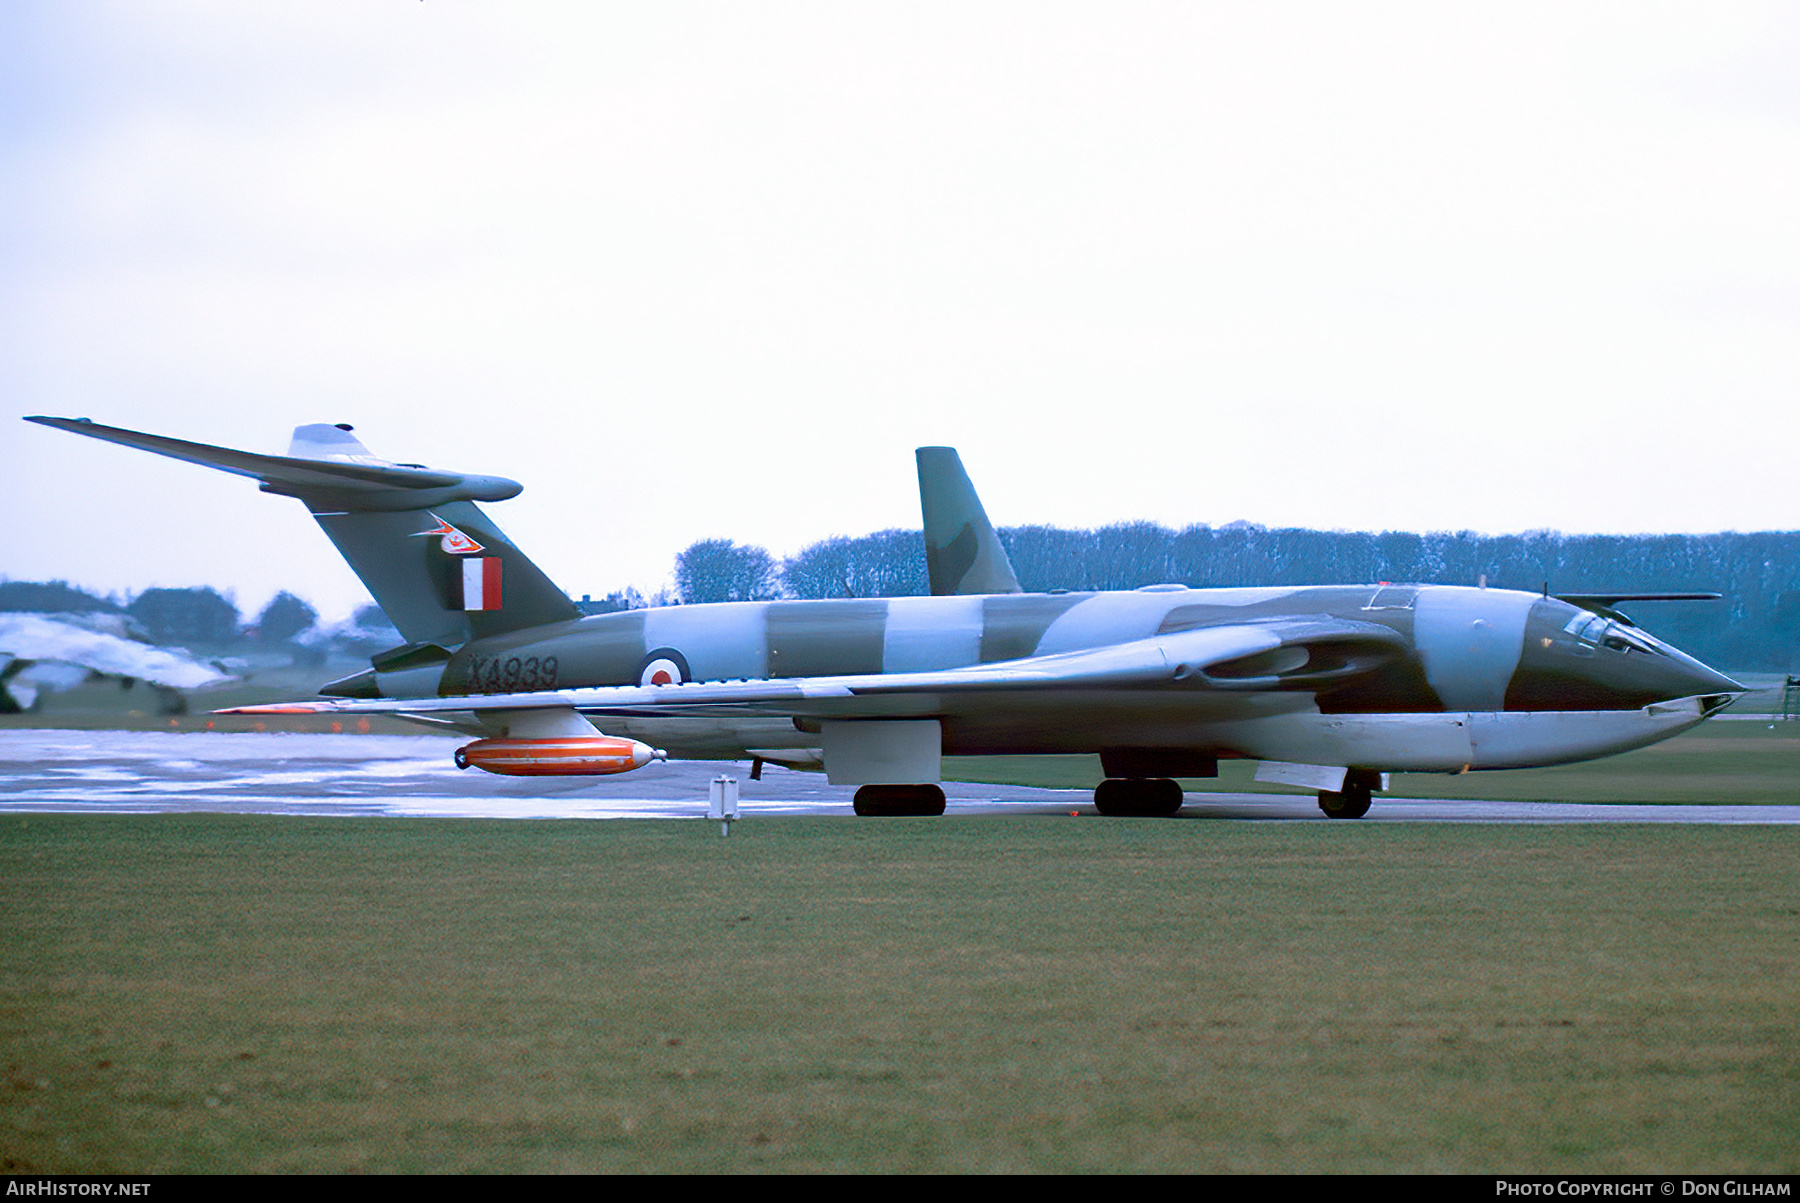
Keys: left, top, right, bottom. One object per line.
{"left": 454, "top": 735, "right": 665, "bottom": 777}
{"left": 452, "top": 706, "right": 666, "bottom": 777}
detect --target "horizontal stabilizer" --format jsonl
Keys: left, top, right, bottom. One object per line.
{"left": 24, "top": 416, "right": 522, "bottom": 512}
{"left": 27, "top": 416, "right": 575, "bottom": 646}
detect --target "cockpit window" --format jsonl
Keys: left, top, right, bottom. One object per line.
{"left": 1564, "top": 613, "right": 1608, "bottom": 643}
{"left": 1609, "top": 625, "right": 1666, "bottom": 655}
{"left": 1563, "top": 611, "right": 1665, "bottom": 656}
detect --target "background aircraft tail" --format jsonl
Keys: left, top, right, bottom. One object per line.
{"left": 25, "top": 417, "right": 577, "bottom": 650}
{"left": 915, "top": 447, "right": 1022, "bottom": 596}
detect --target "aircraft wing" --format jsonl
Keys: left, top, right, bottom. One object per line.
{"left": 220, "top": 617, "right": 1406, "bottom": 722}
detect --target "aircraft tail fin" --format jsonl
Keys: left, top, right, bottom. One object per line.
{"left": 915, "top": 447, "right": 1022, "bottom": 596}
{"left": 25, "top": 416, "right": 578, "bottom": 648}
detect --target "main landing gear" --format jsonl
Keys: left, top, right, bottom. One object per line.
{"left": 1093, "top": 777, "right": 1185, "bottom": 817}
{"left": 852, "top": 784, "right": 947, "bottom": 816}
{"left": 1317, "top": 769, "right": 1383, "bottom": 819}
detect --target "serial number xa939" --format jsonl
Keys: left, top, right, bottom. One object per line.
{"left": 464, "top": 654, "right": 559, "bottom": 693}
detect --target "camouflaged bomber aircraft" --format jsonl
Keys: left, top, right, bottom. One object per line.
{"left": 28, "top": 416, "right": 1744, "bottom": 818}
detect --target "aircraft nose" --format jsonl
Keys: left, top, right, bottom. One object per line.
{"left": 1512, "top": 605, "right": 1748, "bottom": 713}
{"left": 1627, "top": 637, "right": 1745, "bottom": 713}
{"left": 1664, "top": 658, "right": 1746, "bottom": 710}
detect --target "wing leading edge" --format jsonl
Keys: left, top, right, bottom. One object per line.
{"left": 220, "top": 617, "right": 1407, "bottom": 723}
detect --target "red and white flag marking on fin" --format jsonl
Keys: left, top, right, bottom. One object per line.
{"left": 418, "top": 514, "right": 484, "bottom": 555}
{"left": 462, "top": 558, "right": 503, "bottom": 611}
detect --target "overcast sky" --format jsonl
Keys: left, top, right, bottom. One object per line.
{"left": 6, "top": 1, "right": 1799, "bottom": 623}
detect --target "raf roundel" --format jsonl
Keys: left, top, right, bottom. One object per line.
{"left": 636, "top": 648, "right": 690, "bottom": 687}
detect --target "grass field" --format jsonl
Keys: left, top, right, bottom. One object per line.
{"left": 4, "top": 814, "right": 1797, "bottom": 1173}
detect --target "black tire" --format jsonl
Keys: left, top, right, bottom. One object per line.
{"left": 1318, "top": 785, "right": 1371, "bottom": 819}
{"left": 1094, "top": 777, "right": 1184, "bottom": 816}
{"left": 1094, "top": 778, "right": 1125, "bottom": 815}
{"left": 1144, "top": 777, "right": 1184, "bottom": 816}
{"left": 853, "top": 784, "right": 947, "bottom": 816}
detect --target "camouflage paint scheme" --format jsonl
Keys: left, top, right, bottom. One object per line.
{"left": 411, "top": 583, "right": 1739, "bottom": 772}
{"left": 26, "top": 417, "right": 1742, "bottom": 813}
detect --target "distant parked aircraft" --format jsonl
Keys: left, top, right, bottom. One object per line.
{"left": 0, "top": 610, "right": 228, "bottom": 713}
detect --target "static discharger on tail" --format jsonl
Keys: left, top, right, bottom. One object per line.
{"left": 26, "top": 416, "right": 1744, "bottom": 819}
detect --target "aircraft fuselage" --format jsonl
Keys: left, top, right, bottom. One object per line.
{"left": 351, "top": 583, "right": 1739, "bottom": 775}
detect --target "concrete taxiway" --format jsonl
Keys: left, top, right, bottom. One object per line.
{"left": 2, "top": 729, "right": 1796, "bottom": 823}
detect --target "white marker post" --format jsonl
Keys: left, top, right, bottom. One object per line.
{"left": 708, "top": 776, "right": 740, "bottom": 836}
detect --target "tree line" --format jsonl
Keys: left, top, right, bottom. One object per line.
{"left": 0, "top": 580, "right": 391, "bottom": 650}
{"left": 14, "top": 517, "right": 1797, "bottom": 670}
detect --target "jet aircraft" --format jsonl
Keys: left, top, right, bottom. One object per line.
{"left": 0, "top": 610, "right": 229, "bottom": 713}
{"left": 26, "top": 416, "right": 1743, "bottom": 817}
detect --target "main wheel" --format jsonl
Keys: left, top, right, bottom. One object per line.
{"left": 852, "top": 784, "right": 948, "bottom": 816}
{"left": 1094, "top": 777, "right": 1185, "bottom": 816}
{"left": 1317, "top": 784, "right": 1371, "bottom": 819}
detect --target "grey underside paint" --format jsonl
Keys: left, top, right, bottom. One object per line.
{"left": 596, "top": 695, "right": 1717, "bottom": 775}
